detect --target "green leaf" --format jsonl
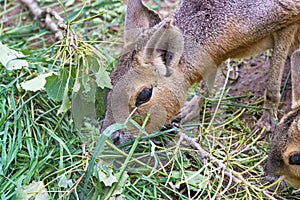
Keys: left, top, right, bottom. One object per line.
{"left": 172, "top": 170, "right": 208, "bottom": 191}
{"left": 95, "top": 66, "right": 112, "bottom": 89}
{"left": 85, "top": 51, "right": 112, "bottom": 89}
{"left": 98, "top": 167, "right": 117, "bottom": 187}
{"left": 21, "top": 73, "right": 54, "bottom": 92}
{"left": 71, "top": 79, "right": 97, "bottom": 129}
{"left": 57, "top": 80, "right": 71, "bottom": 114}
{"left": 95, "top": 88, "right": 108, "bottom": 118}
{"left": 81, "top": 71, "right": 91, "bottom": 93}
{"left": 58, "top": 175, "right": 72, "bottom": 189}
{"left": 17, "top": 181, "right": 50, "bottom": 200}
{"left": 102, "top": 123, "right": 127, "bottom": 137}
{"left": 84, "top": 123, "right": 127, "bottom": 190}
{"left": 0, "top": 42, "right": 28, "bottom": 70}
{"left": 112, "top": 171, "right": 129, "bottom": 196}
{"left": 45, "top": 70, "right": 68, "bottom": 101}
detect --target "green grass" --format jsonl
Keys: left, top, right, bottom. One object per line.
{"left": 1, "top": 0, "right": 300, "bottom": 199}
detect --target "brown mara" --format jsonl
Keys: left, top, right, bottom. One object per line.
{"left": 102, "top": 0, "right": 300, "bottom": 145}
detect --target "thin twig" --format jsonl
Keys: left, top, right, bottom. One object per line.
{"left": 66, "top": 160, "right": 89, "bottom": 196}
{"left": 176, "top": 130, "right": 242, "bottom": 185}
{"left": 20, "top": 0, "right": 63, "bottom": 40}
{"left": 20, "top": 0, "right": 77, "bottom": 46}
{"left": 20, "top": 0, "right": 42, "bottom": 20}
{"left": 262, "top": 190, "right": 278, "bottom": 200}
{"left": 177, "top": 130, "right": 280, "bottom": 199}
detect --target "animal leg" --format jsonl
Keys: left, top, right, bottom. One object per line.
{"left": 255, "top": 25, "right": 298, "bottom": 133}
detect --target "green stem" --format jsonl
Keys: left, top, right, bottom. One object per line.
{"left": 104, "top": 114, "right": 150, "bottom": 200}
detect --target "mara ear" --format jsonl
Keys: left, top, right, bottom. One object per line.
{"left": 124, "top": 0, "right": 161, "bottom": 45}
{"left": 143, "top": 21, "right": 184, "bottom": 76}
{"left": 291, "top": 48, "right": 300, "bottom": 110}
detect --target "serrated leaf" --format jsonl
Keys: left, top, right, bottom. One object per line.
{"left": 95, "top": 67, "right": 112, "bottom": 89}
{"left": 21, "top": 73, "right": 54, "bottom": 92}
{"left": 0, "top": 42, "right": 28, "bottom": 70}
{"left": 85, "top": 52, "right": 112, "bottom": 89}
{"left": 86, "top": 52, "right": 101, "bottom": 73}
{"left": 78, "top": 119, "right": 100, "bottom": 142}
{"left": 98, "top": 168, "right": 117, "bottom": 187}
{"left": 17, "top": 181, "right": 50, "bottom": 200}
{"left": 112, "top": 171, "right": 129, "bottom": 196}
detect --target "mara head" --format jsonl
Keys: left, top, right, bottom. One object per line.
{"left": 265, "top": 48, "right": 300, "bottom": 187}
{"left": 102, "top": 0, "right": 189, "bottom": 144}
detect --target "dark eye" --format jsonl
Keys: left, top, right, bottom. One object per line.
{"left": 289, "top": 154, "right": 300, "bottom": 165}
{"left": 135, "top": 88, "right": 153, "bottom": 107}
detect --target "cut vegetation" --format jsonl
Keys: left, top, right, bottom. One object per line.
{"left": 0, "top": 0, "right": 299, "bottom": 199}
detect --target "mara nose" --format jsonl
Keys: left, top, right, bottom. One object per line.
{"left": 265, "top": 175, "right": 278, "bottom": 184}
{"left": 110, "top": 130, "right": 132, "bottom": 145}
{"left": 263, "top": 162, "right": 278, "bottom": 184}
{"left": 110, "top": 130, "right": 123, "bottom": 145}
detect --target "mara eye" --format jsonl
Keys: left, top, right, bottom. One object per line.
{"left": 135, "top": 88, "right": 153, "bottom": 107}
{"left": 289, "top": 154, "right": 300, "bottom": 165}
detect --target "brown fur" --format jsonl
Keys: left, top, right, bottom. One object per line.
{"left": 102, "top": 0, "right": 300, "bottom": 144}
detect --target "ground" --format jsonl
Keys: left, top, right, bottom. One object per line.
{"left": 217, "top": 53, "right": 293, "bottom": 128}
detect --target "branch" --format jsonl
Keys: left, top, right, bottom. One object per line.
{"left": 20, "top": 0, "right": 42, "bottom": 20}
{"left": 20, "top": 0, "right": 76, "bottom": 46}
{"left": 177, "top": 130, "right": 279, "bottom": 199}
{"left": 177, "top": 130, "right": 242, "bottom": 184}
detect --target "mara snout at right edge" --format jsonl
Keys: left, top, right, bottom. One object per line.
{"left": 102, "top": 0, "right": 300, "bottom": 144}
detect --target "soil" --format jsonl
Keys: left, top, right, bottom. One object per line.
{"left": 216, "top": 53, "right": 292, "bottom": 127}
{"left": 1, "top": 2, "right": 64, "bottom": 49}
